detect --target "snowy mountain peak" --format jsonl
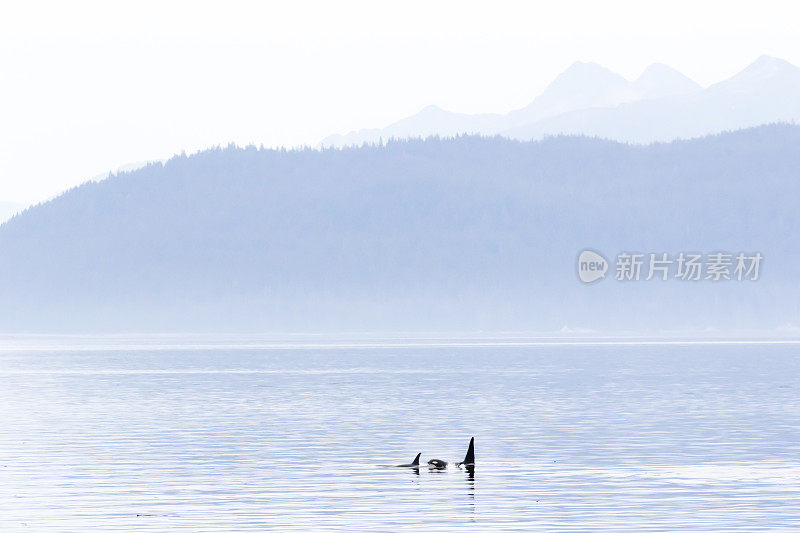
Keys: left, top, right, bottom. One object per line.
{"left": 541, "top": 61, "right": 630, "bottom": 98}
{"left": 418, "top": 104, "right": 446, "bottom": 115}
{"left": 730, "top": 55, "right": 799, "bottom": 83}
{"left": 508, "top": 62, "right": 632, "bottom": 124}
{"left": 632, "top": 63, "right": 701, "bottom": 99}
{"left": 708, "top": 55, "right": 800, "bottom": 94}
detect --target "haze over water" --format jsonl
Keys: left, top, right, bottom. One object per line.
{"left": 1, "top": 337, "right": 798, "bottom": 531}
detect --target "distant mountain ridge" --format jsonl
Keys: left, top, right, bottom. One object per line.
{"left": 0, "top": 125, "right": 798, "bottom": 333}
{"left": 504, "top": 61, "right": 700, "bottom": 128}
{"left": 323, "top": 56, "right": 799, "bottom": 146}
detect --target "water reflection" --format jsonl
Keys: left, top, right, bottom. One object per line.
{"left": 463, "top": 464, "right": 475, "bottom": 484}
{"left": 463, "top": 465, "right": 475, "bottom": 517}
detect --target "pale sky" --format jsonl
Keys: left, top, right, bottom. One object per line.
{"left": 2, "top": 0, "right": 799, "bottom": 204}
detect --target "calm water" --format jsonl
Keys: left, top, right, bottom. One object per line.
{"left": 1, "top": 338, "right": 799, "bottom": 531}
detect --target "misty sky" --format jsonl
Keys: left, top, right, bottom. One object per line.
{"left": 2, "top": 0, "right": 800, "bottom": 204}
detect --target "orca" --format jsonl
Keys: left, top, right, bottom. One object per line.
{"left": 427, "top": 458, "right": 448, "bottom": 469}
{"left": 395, "top": 452, "right": 421, "bottom": 468}
{"left": 456, "top": 437, "right": 475, "bottom": 467}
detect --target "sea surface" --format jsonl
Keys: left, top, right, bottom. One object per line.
{"left": 0, "top": 336, "right": 798, "bottom": 531}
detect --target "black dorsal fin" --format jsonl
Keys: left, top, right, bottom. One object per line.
{"left": 412, "top": 452, "right": 421, "bottom": 466}
{"left": 462, "top": 437, "right": 474, "bottom": 464}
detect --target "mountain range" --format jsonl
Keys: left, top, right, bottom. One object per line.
{"left": 322, "top": 56, "right": 800, "bottom": 146}
{"left": 1, "top": 125, "right": 798, "bottom": 333}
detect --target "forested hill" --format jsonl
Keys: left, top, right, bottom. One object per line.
{"left": 1, "top": 125, "right": 798, "bottom": 333}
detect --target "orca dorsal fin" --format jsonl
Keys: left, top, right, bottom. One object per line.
{"left": 412, "top": 452, "right": 421, "bottom": 466}
{"left": 462, "top": 437, "right": 474, "bottom": 465}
